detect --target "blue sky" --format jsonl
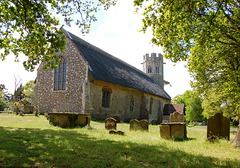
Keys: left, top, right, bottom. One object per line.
{"left": 0, "top": 0, "right": 192, "bottom": 98}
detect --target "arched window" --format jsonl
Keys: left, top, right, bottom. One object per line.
{"left": 155, "top": 66, "right": 159, "bottom": 73}
{"left": 130, "top": 96, "right": 134, "bottom": 112}
{"left": 102, "top": 87, "right": 112, "bottom": 108}
{"left": 54, "top": 57, "right": 66, "bottom": 90}
{"left": 148, "top": 65, "right": 152, "bottom": 73}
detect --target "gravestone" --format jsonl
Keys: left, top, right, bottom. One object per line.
{"left": 109, "top": 130, "right": 125, "bottom": 135}
{"left": 105, "top": 117, "right": 117, "bottom": 130}
{"left": 207, "top": 113, "right": 230, "bottom": 140}
{"left": 160, "top": 123, "right": 187, "bottom": 140}
{"left": 139, "top": 120, "right": 149, "bottom": 131}
{"left": 151, "top": 120, "right": 158, "bottom": 125}
{"left": 130, "top": 119, "right": 141, "bottom": 131}
{"left": 160, "top": 125, "right": 171, "bottom": 139}
{"left": 113, "top": 115, "right": 120, "bottom": 123}
{"left": 170, "top": 111, "right": 184, "bottom": 122}
{"left": 130, "top": 119, "right": 149, "bottom": 131}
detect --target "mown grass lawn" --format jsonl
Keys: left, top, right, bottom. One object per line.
{"left": 0, "top": 113, "right": 239, "bottom": 168}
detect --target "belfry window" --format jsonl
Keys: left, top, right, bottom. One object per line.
{"left": 130, "top": 96, "right": 134, "bottom": 112}
{"left": 148, "top": 65, "right": 152, "bottom": 73}
{"left": 102, "top": 87, "right": 112, "bottom": 108}
{"left": 54, "top": 57, "right": 66, "bottom": 90}
{"left": 156, "top": 66, "right": 159, "bottom": 73}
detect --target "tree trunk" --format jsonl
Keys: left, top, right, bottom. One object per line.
{"left": 231, "top": 124, "right": 240, "bottom": 147}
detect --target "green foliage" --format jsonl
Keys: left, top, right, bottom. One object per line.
{"left": 134, "top": 0, "right": 240, "bottom": 117}
{"left": 202, "top": 85, "right": 236, "bottom": 119}
{"left": 21, "top": 80, "right": 35, "bottom": 106}
{"left": 172, "top": 90, "right": 204, "bottom": 122}
{"left": 0, "top": 84, "right": 11, "bottom": 111}
{"left": 13, "top": 80, "right": 35, "bottom": 106}
{"left": 0, "top": 0, "right": 116, "bottom": 71}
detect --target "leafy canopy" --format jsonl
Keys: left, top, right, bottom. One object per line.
{"left": 0, "top": 0, "right": 116, "bottom": 71}
{"left": 172, "top": 90, "right": 204, "bottom": 122}
{"left": 135, "top": 0, "right": 240, "bottom": 117}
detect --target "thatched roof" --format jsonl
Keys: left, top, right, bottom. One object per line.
{"left": 63, "top": 28, "right": 171, "bottom": 100}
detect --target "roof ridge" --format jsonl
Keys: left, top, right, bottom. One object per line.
{"left": 66, "top": 29, "right": 156, "bottom": 81}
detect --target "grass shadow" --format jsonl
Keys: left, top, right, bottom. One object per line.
{"left": 0, "top": 126, "right": 239, "bottom": 168}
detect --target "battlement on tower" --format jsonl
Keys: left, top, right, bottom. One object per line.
{"left": 143, "top": 53, "right": 163, "bottom": 61}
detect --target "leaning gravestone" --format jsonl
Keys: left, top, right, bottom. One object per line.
{"left": 207, "top": 113, "right": 230, "bottom": 140}
{"left": 170, "top": 111, "right": 184, "bottom": 122}
{"left": 105, "top": 117, "right": 117, "bottom": 130}
{"left": 130, "top": 119, "right": 148, "bottom": 131}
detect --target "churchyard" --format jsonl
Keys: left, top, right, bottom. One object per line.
{"left": 0, "top": 113, "right": 240, "bottom": 168}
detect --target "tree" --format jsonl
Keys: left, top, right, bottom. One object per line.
{"left": 202, "top": 84, "right": 236, "bottom": 119}
{"left": 21, "top": 80, "right": 35, "bottom": 106}
{"left": 0, "top": 0, "right": 116, "bottom": 71}
{"left": 0, "top": 84, "right": 11, "bottom": 111}
{"left": 172, "top": 90, "right": 204, "bottom": 122}
{"left": 134, "top": 0, "right": 240, "bottom": 145}
{"left": 134, "top": 0, "right": 240, "bottom": 116}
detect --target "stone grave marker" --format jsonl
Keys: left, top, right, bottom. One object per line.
{"left": 207, "top": 113, "right": 230, "bottom": 140}
{"left": 139, "top": 120, "right": 149, "bottom": 131}
{"left": 105, "top": 117, "right": 117, "bottom": 130}
{"left": 151, "top": 120, "right": 158, "bottom": 125}
{"left": 130, "top": 119, "right": 148, "bottom": 131}
{"left": 160, "top": 125, "right": 171, "bottom": 139}
{"left": 130, "top": 119, "right": 141, "bottom": 131}
{"left": 170, "top": 111, "right": 184, "bottom": 122}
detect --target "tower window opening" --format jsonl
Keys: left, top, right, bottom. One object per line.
{"left": 148, "top": 65, "right": 152, "bottom": 73}
{"left": 156, "top": 66, "right": 159, "bottom": 73}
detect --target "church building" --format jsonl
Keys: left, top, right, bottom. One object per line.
{"left": 33, "top": 28, "right": 171, "bottom": 123}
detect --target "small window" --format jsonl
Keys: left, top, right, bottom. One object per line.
{"left": 148, "top": 65, "right": 152, "bottom": 73}
{"left": 54, "top": 57, "right": 66, "bottom": 90}
{"left": 130, "top": 96, "right": 134, "bottom": 112}
{"left": 102, "top": 87, "right": 112, "bottom": 108}
{"left": 155, "top": 66, "right": 159, "bottom": 73}
{"left": 149, "top": 97, "right": 153, "bottom": 114}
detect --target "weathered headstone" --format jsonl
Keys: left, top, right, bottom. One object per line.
{"left": 105, "top": 117, "right": 117, "bottom": 130}
{"left": 113, "top": 115, "right": 120, "bottom": 123}
{"left": 207, "top": 113, "right": 230, "bottom": 140}
{"left": 151, "top": 120, "right": 158, "bottom": 125}
{"left": 160, "top": 123, "right": 187, "bottom": 140}
{"left": 160, "top": 125, "right": 171, "bottom": 139}
{"left": 130, "top": 119, "right": 140, "bottom": 131}
{"left": 170, "top": 111, "right": 184, "bottom": 122}
{"left": 171, "top": 124, "right": 187, "bottom": 140}
{"left": 130, "top": 119, "right": 148, "bottom": 131}
{"left": 139, "top": 120, "right": 149, "bottom": 131}
{"left": 109, "top": 130, "right": 125, "bottom": 135}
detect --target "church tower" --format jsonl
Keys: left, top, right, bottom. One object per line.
{"left": 142, "top": 53, "right": 164, "bottom": 89}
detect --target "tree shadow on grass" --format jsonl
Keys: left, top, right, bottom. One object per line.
{"left": 0, "top": 126, "right": 239, "bottom": 168}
